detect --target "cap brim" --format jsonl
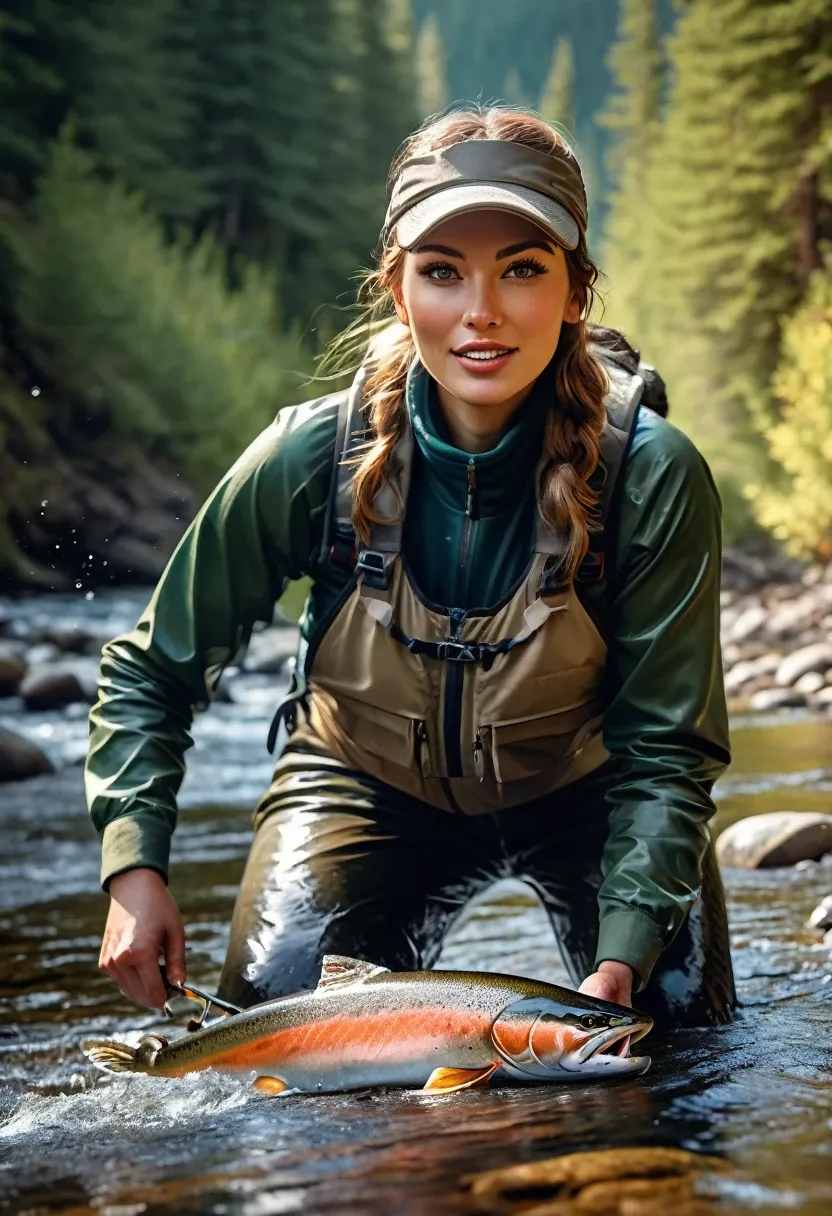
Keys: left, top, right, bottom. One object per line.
{"left": 393, "top": 182, "right": 580, "bottom": 252}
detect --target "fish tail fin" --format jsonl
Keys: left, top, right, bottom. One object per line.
{"left": 82, "top": 1033, "right": 167, "bottom": 1074}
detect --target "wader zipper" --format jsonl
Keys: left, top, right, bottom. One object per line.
{"left": 442, "top": 606, "right": 465, "bottom": 783}
{"left": 459, "top": 459, "right": 478, "bottom": 568}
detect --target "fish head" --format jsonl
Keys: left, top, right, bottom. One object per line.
{"left": 491, "top": 992, "right": 652, "bottom": 1081}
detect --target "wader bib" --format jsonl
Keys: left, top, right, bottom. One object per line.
{"left": 269, "top": 358, "right": 644, "bottom": 815}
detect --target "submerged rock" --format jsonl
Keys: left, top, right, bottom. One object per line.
{"left": 807, "top": 895, "right": 832, "bottom": 932}
{"left": 717, "top": 811, "right": 832, "bottom": 869}
{"left": 20, "top": 667, "right": 90, "bottom": 711}
{"left": 467, "top": 1146, "right": 731, "bottom": 1214}
{"left": 0, "top": 727, "right": 53, "bottom": 782}
{"left": 0, "top": 642, "right": 26, "bottom": 696}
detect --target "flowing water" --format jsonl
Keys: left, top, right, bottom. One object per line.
{"left": 1, "top": 592, "right": 831, "bottom": 1215}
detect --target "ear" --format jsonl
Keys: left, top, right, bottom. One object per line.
{"left": 563, "top": 289, "right": 581, "bottom": 325}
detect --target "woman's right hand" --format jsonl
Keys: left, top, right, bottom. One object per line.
{"left": 99, "top": 868, "right": 186, "bottom": 1009}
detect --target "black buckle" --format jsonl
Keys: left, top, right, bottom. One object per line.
{"left": 435, "top": 640, "right": 479, "bottom": 663}
{"left": 329, "top": 526, "right": 357, "bottom": 571}
{"left": 355, "top": 548, "right": 391, "bottom": 591}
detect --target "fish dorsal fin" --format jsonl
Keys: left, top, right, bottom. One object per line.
{"left": 317, "top": 955, "right": 390, "bottom": 989}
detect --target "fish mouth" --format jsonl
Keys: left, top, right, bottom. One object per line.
{"left": 576, "top": 1019, "right": 652, "bottom": 1066}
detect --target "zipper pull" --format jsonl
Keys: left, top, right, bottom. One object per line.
{"left": 416, "top": 720, "right": 428, "bottom": 771}
{"left": 465, "top": 459, "right": 478, "bottom": 520}
{"left": 473, "top": 732, "right": 484, "bottom": 780}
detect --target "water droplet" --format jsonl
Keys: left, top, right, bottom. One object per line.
{"left": 41, "top": 500, "right": 48, "bottom": 507}
{"left": 75, "top": 582, "right": 82, "bottom": 589}
{"left": 54, "top": 543, "right": 60, "bottom": 549}
{"left": 85, "top": 591, "right": 95, "bottom": 601}
{"left": 102, "top": 561, "right": 108, "bottom": 567}
{"left": 31, "top": 386, "right": 41, "bottom": 397}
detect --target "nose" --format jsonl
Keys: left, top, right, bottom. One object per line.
{"left": 462, "top": 276, "right": 502, "bottom": 331}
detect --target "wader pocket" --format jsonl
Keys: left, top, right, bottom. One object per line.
{"left": 324, "top": 692, "right": 424, "bottom": 775}
{"left": 483, "top": 703, "right": 603, "bottom": 786}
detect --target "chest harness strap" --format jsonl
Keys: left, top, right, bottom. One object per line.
{"left": 267, "top": 358, "right": 644, "bottom": 754}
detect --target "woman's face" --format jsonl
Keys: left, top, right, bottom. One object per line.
{"left": 394, "top": 209, "right": 581, "bottom": 414}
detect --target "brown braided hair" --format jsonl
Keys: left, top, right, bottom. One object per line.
{"left": 324, "top": 105, "right": 609, "bottom": 583}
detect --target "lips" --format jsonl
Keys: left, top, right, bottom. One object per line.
{"left": 576, "top": 1020, "right": 650, "bottom": 1065}
{"left": 451, "top": 343, "right": 518, "bottom": 373}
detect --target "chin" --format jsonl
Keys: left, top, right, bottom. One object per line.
{"left": 441, "top": 370, "right": 532, "bottom": 409}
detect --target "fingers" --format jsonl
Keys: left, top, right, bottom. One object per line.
{"left": 579, "top": 972, "right": 620, "bottom": 1003}
{"left": 163, "top": 919, "right": 187, "bottom": 988}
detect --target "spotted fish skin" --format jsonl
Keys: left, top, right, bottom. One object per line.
{"left": 83, "top": 958, "right": 652, "bottom": 1092}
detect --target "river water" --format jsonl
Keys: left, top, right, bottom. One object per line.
{"left": 0, "top": 591, "right": 831, "bottom": 1215}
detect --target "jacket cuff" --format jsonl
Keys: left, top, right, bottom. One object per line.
{"left": 100, "top": 815, "right": 172, "bottom": 890}
{"left": 595, "top": 908, "right": 667, "bottom": 992}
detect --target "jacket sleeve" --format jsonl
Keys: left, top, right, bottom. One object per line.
{"left": 593, "top": 413, "right": 731, "bottom": 990}
{"left": 85, "top": 399, "right": 337, "bottom": 889}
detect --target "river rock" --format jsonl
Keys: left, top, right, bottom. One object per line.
{"left": 775, "top": 643, "right": 832, "bottom": 688}
{"left": 748, "top": 687, "right": 805, "bottom": 712}
{"left": 795, "top": 670, "right": 826, "bottom": 696}
{"left": 716, "top": 811, "right": 832, "bottom": 869}
{"left": 815, "top": 686, "right": 832, "bottom": 709}
{"left": 20, "top": 666, "right": 91, "bottom": 710}
{"left": 0, "top": 642, "right": 26, "bottom": 696}
{"left": 242, "top": 627, "right": 298, "bottom": 675}
{"left": 807, "top": 895, "right": 832, "bottom": 932}
{"left": 0, "top": 727, "right": 53, "bottom": 781}
{"left": 724, "top": 603, "right": 767, "bottom": 645}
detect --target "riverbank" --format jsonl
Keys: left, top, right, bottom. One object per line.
{"left": 1, "top": 553, "right": 832, "bottom": 782}
{"left": 720, "top": 552, "right": 832, "bottom": 715}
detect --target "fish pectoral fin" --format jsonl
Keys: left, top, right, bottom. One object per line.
{"left": 423, "top": 1063, "right": 499, "bottom": 1093}
{"left": 317, "top": 955, "right": 391, "bottom": 988}
{"left": 253, "top": 1075, "right": 289, "bottom": 1096}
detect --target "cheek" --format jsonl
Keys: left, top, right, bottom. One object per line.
{"left": 402, "top": 277, "right": 459, "bottom": 347}
{"left": 508, "top": 281, "right": 570, "bottom": 345}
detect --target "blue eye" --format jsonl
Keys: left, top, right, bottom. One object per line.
{"left": 418, "top": 262, "right": 458, "bottom": 282}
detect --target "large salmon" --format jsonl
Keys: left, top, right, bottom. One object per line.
{"left": 83, "top": 955, "right": 652, "bottom": 1095}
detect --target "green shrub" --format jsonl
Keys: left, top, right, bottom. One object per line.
{"left": 13, "top": 130, "right": 311, "bottom": 490}
{"left": 747, "top": 267, "right": 832, "bottom": 560}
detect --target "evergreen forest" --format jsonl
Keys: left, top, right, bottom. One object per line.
{"left": 0, "top": 0, "right": 830, "bottom": 589}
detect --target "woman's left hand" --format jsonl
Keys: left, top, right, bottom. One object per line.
{"left": 578, "top": 960, "right": 634, "bottom": 1007}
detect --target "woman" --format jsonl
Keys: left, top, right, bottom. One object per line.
{"left": 89, "top": 107, "right": 735, "bottom": 1028}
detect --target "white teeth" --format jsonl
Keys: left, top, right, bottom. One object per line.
{"left": 458, "top": 349, "right": 510, "bottom": 360}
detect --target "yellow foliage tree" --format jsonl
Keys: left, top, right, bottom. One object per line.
{"left": 748, "top": 267, "right": 832, "bottom": 560}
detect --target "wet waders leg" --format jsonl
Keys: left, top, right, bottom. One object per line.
{"left": 217, "top": 741, "right": 498, "bottom": 1008}
{"left": 502, "top": 770, "right": 737, "bottom": 1030}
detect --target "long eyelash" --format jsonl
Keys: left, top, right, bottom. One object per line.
{"left": 416, "top": 260, "right": 457, "bottom": 279}
{"left": 508, "top": 256, "right": 547, "bottom": 274}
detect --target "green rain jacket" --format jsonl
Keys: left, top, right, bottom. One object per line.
{"left": 86, "top": 363, "right": 731, "bottom": 989}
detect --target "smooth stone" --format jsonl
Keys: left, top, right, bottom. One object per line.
{"left": 724, "top": 604, "right": 767, "bottom": 644}
{"left": 775, "top": 642, "right": 832, "bottom": 687}
{"left": 814, "top": 686, "right": 832, "bottom": 708}
{"left": 825, "top": 929, "right": 832, "bottom": 947}
{"left": 808, "top": 895, "right": 832, "bottom": 932}
{"left": 795, "top": 671, "right": 825, "bottom": 695}
{"left": 20, "top": 667, "right": 91, "bottom": 710}
{"left": 0, "top": 727, "right": 53, "bottom": 782}
{"left": 0, "top": 642, "right": 27, "bottom": 696}
{"left": 716, "top": 811, "right": 832, "bottom": 869}
{"left": 748, "top": 687, "right": 806, "bottom": 712}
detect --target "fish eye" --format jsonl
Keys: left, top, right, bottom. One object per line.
{"left": 580, "top": 1015, "right": 601, "bottom": 1030}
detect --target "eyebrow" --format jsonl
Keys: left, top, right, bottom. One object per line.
{"left": 413, "top": 239, "right": 556, "bottom": 260}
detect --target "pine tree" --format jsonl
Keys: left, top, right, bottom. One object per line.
{"left": 649, "top": 0, "right": 832, "bottom": 432}
{"left": 539, "top": 37, "right": 575, "bottom": 134}
{"left": 416, "top": 13, "right": 448, "bottom": 118}
{"left": 0, "top": 0, "right": 92, "bottom": 203}
{"left": 597, "top": 0, "right": 663, "bottom": 346}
